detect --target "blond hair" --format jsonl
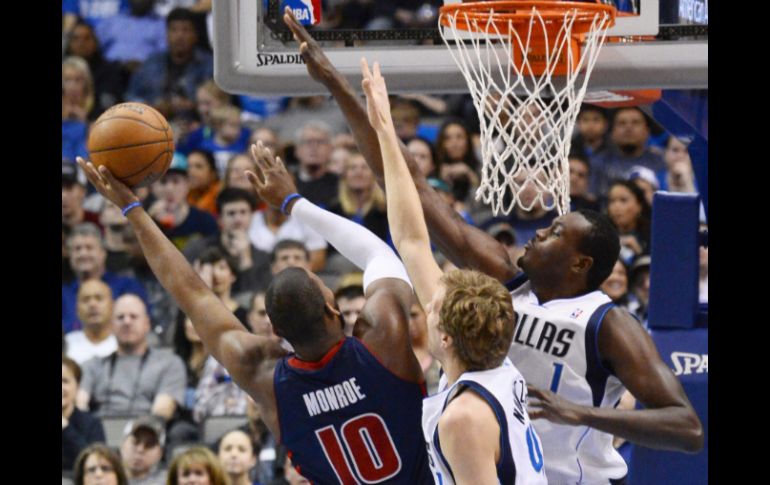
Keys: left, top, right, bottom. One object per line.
{"left": 62, "top": 56, "right": 94, "bottom": 117}
{"left": 338, "top": 152, "right": 386, "bottom": 215}
{"left": 438, "top": 269, "right": 515, "bottom": 371}
{"left": 198, "top": 79, "right": 231, "bottom": 105}
{"left": 166, "top": 447, "right": 231, "bottom": 485}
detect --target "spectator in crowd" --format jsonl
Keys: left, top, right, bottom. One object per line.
{"left": 62, "top": 0, "right": 126, "bottom": 31}
{"left": 293, "top": 121, "right": 339, "bottom": 207}
{"left": 250, "top": 126, "right": 282, "bottom": 156}
{"left": 327, "top": 150, "right": 390, "bottom": 263}
{"left": 185, "top": 149, "right": 222, "bottom": 216}
{"left": 199, "top": 105, "right": 252, "bottom": 173}
{"left": 77, "top": 294, "right": 186, "bottom": 422}
{"left": 166, "top": 447, "right": 229, "bottom": 485}
{"left": 269, "top": 240, "right": 311, "bottom": 275}
{"left": 183, "top": 188, "right": 273, "bottom": 293}
{"left": 568, "top": 153, "right": 600, "bottom": 212}
{"left": 192, "top": 351, "right": 250, "bottom": 425}
{"left": 334, "top": 280, "right": 365, "bottom": 336}
{"left": 73, "top": 444, "right": 128, "bottom": 485}
{"left": 223, "top": 153, "right": 260, "bottom": 192}
{"left": 218, "top": 430, "right": 258, "bottom": 485}
{"left": 390, "top": 99, "right": 421, "bottom": 141}
{"left": 65, "top": 19, "right": 126, "bottom": 113}
{"left": 265, "top": 95, "right": 348, "bottom": 142}
{"left": 406, "top": 299, "right": 441, "bottom": 395}
{"left": 246, "top": 291, "right": 272, "bottom": 337}
{"left": 663, "top": 135, "right": 692, "bottom": 176}
{"left": 173, "top": 312, "right": 209, "bottom": 392}
{"left": 407, "top": 136, "right": 437, "bottom": 178}
{"left": 607, "top": 179, "right": 652, "bottom": 264}
{"left": 193, "top": 247, "right": 250, "bottom": 324}
{"left": 663, "top": 139, "right": 699, "bottom": 194}
{"left": 591, "top": 107, "right": 666, "bottom": 196}
{"left": 100, "top": 202, "right": 133, "bottom": 273}
{"left": 63, "top": 163, "right": 98, "bottom": 231}
{"left": 63, "top": 56, "right": 98, "bottom": 122}
{"left": 120, "top": 416, "right": 167, "bottom": 485}
{"left": 125, "top": 8, "right": 213, "bottom": 119}
{"left": 571, "top": 104, "right": 611, "bottom": 161}
{"left": 628, "top": 255, "right": 652, "bottom": 324}
{"left": 177, "top": 80, "right": 233, "bottom": 156}
{"left": 327, "top": 145, "right": 351, "bottom": 176}
{"left": 148, "top": 158, "right": 218, "bottom": 251}
{"left": 628, "top": 165, "right": 660, "bottom": 207}
{"left": 122, "top": 226, "right": 178, "bottom": 343}
{"left": 427, "top": 177, "right": 474, "bottom": 225}
{"left": 63, "top": 357, "right": 107, "bottom": 472}
{"left": 600, "top": 259, "right": 642, "bottom": 317}
{"left": 434, "top": 118, "right": 480, "bottom": 191}
{"left": 485, "top": 222, "right": 522, "bottom": 270}
{"left": 63, "top": 223, "right": 148, "bottom": 333}
{"left": 66, "top": 280, "right": 118, "bottom": 365}
{"left": 248, "top": 202, "right": 327, "bottom": 272}
{"left": 95, "top": 0, "right": 167, "bottom": 69}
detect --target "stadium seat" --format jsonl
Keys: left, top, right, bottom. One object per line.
{"left": 200, "top": 415, "right": 249, "bottom": 444}
{"left": 100, "top": 415, "right": 140, "bottom": 449}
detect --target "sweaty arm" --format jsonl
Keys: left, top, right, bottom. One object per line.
{"left": 282, "top": 8, "right": 517, "bottom": 283}
{"left": 76, "top": 159, "right": 286, "bottom": 393}
{"left": 529, "top": 308, "right": 704, "bottom": 453}
{"left": 439, "top": 391, "right": 501, "bottom": 485}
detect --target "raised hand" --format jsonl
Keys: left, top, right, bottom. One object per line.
{"left": 283, "top": 7, "right": 335, "bottom": 83}
{"left": 360, "top": 58, "right": 393, "bottom": 134}
{"left": 246, "top": 141, "right": 299, "bottom": 209}
{"left": 76, "top": 157, "right": 140, "bottom": 210}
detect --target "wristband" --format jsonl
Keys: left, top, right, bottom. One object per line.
{"left": 121, "top": 201, "right": 142, "bottom": 216}
{"left": 280, "top": 193, "right": 303, "bottom": 215}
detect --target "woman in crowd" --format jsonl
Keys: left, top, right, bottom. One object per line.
{"left": 600, "top": 258, "right": 642, "bottom": 317}
{"left": 187, "top": 149, "right": 222, "bottom": 217}
{"left": 63, "top": 356, "right": 106, "bottom": 472}
{"left": 406, "top": 136, "right": 437, "bottom": 178}
{"left": 73, "top": 444, "right": 127, "bottom": 485}
{"left": 218, "top": 430, "right": 259, "bottom": 485}
{"left": 166, "top": 447, "right": 231, "bottom": 485}
{"left": 606, "top": 179, "right": 652, "bottom": 264}
{"left": 62, "top": 56, "right": 97, "bottom": 122}
{"left": 434, "top": 119, "right": 480, "bottom": 189}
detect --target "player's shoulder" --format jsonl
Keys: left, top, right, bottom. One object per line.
{"left": 440, "top": 387, "right": 498, "bottom": 432}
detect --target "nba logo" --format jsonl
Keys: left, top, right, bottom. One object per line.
{"left": 281, "top": 0, "right": 322, "bottom": 25}
{"left": 570, "top": 309, "right": 583, "bottom": 319}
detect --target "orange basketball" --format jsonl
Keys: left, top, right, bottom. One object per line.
{"left": 87, "top": 103, "right": 175, "bottom": 188}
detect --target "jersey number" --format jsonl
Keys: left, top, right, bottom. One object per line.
{"left": 526, "top": 424, "right": 544, "bottom": 472}
{"left": 316, "top": 413, "right": 403, "bottom": 484}
{"left": 549, "top": 362, "right": 564, "bottom": 393}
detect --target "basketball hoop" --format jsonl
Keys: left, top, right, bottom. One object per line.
{"left": 439, "top": 1, "right": 616, "bottom": 215}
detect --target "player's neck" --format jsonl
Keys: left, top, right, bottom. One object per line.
{"left": 293, "top": 332, "right": 345, "bottom": 362}
{"left": 530, "top": 281, "right": 588, "bottom": 304}
{"left": 441, "top": 357, "right": 466, "bottom": 386}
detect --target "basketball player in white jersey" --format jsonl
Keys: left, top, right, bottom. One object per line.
{"left": 361, "top": 57, "right": 547, "bottom": 485}
{"left": 283, "top": 9, "right": 703, "bottom": 485}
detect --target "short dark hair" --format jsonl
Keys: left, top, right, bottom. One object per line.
{"left": 578, "top": 103, "right": 608, "bottom": 120}
{"left": 197, "top": 246, "right": 239, "bottom": 276}
{"left": 334, "top": 284, "right": 364, "bottom": 302}
{"left": 613, "top": 107, "right": 651, "bottom": 129}
{"left": 167, "top": 7, "right": 196, "bottom": 26}
{"left": 568, "top": 152, "right": 591, "bottom": 172}
{"left": 575, "top": 209, "right": 621, "bottom": 291}
{"left": 189, "top": 149, "right": 218, "bottom": 175}
{"left": 271, "top": 239, "right": 310, "bottom": 263}
{"left": 265, "top": 267, "right": 326, "bottom": 346}
{"left": 216, "top": 187, "right": 257, "bottom": 213}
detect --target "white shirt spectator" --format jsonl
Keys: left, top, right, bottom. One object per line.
{"left": 248, "top": 211, "right": 327, "bottom": 253}
{"left": 65, "top": 332, "right": 118, "bottom": 365}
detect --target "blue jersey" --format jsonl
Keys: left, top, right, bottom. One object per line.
{"left": 274, "top": 337, "right": 432, "bottom": 484}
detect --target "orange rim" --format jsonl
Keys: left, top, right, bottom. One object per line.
{"left": 440, "top": 1, "right": 617, "bottom": 37}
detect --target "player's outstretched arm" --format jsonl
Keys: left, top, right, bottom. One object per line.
{"left": 527, "top": 308, "right": 704, "bottom": 453}
{"left": 247, "top": 143, "right": 422, "bottom": 382}
{"left": 361, "top": 58, "right": 442, "bottom": 310}
{"left": 283, "top": 8, "right": 517, "bottom": 284}
{"left": 76, "top": 158, "right": 286, "bottom": 387}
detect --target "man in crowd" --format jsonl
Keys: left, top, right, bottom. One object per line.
{"left": 65, "top": 280, "right": 118, "bottom": 364}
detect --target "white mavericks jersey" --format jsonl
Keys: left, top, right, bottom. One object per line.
{"left": 422, "top": 358, "right": 548, "bottom": 485}
{"left": 507, "top": 274, "right": 627, "bottom": 485}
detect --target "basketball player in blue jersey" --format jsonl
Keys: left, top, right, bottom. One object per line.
{"left": 284, "top": 8, "right": 703, "bottom": 484}
{"left": 77, "top": 151, "right": 433, "bottom": 485}
{"left": 360, "top": 57, "right": 548, "bottom": 485}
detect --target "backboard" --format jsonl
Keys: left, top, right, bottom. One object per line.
{"left": 212, "top": 0, "right": 707, "bottom": 96}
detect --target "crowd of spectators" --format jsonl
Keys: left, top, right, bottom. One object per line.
{"left": 62, "top": 1, "right": 707, "bottom": 483}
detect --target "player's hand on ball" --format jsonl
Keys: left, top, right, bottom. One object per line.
{"left": 247, "top": 141, "right": 299, "bottom": 209}
{"left": 527, "top": 384, "right": 584, "bottom": 426}
{"left": 77, "top": 157, "right": 140, "bottom": 210}
{"left": 360, "top": 58, "right": 393, "bottom": 134}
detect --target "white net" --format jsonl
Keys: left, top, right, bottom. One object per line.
{"left": 439, "top": 4, "right": 614, "bottom": 215}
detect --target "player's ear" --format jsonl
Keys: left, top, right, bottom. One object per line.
{"left": 324, "top": 301, "right": 341, "bottom": 317}
{"left": 572, "top": 254, "right": 593, "bottom": 276}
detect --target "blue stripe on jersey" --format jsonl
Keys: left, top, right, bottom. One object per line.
{"left": 454, "top": 381, "right": 517, "bottom": 484}
{"left": 585, "top": 302, "right": 616, "bottom": 407}
{"left": 433, "top": 425, "right": 456, "bottom": 483}
{"left": 505, "top": 272, "right": 529, "bottom": 292}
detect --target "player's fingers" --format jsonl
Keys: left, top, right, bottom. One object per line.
{"left": 250, "top": 143, "right": 269, "bottom": 172}
{"left": 76, "top": 157, "right": 100, "bottom": 185}
{"left": 245, "top": 170, "right": 266, "bottom": 191}
{"left": 259, "top": 141, "right": 276, "bottom": 167}
{"left": 275, "top": 156, "right": 286, "bottom": 172}
{"left": 528, "top": 409, "right": 545, "bottom": 420}
{"left": 97, "top": 165, "right": 120, "bottom": 187}
{"left": 527, "top": 384, "right": 545, "bottom": 398}
{"left": 360, "top": 57, "right": 372, "bottom": 81}
{"left": 373, "top": 61, "right": 382, "bottom": 80}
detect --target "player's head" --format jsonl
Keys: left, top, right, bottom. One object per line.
{"left": 518, "top": 209, "right": 620, "bottom": 293}
{"left": 265, "top": 267, "right": 343, "bottom": 347}
{"left": 425, "top": 269, "right": 515, "bottom": 372}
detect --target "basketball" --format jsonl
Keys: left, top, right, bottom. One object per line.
{"left": 87, "top": 103, "right": 175, "bottom": 188}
